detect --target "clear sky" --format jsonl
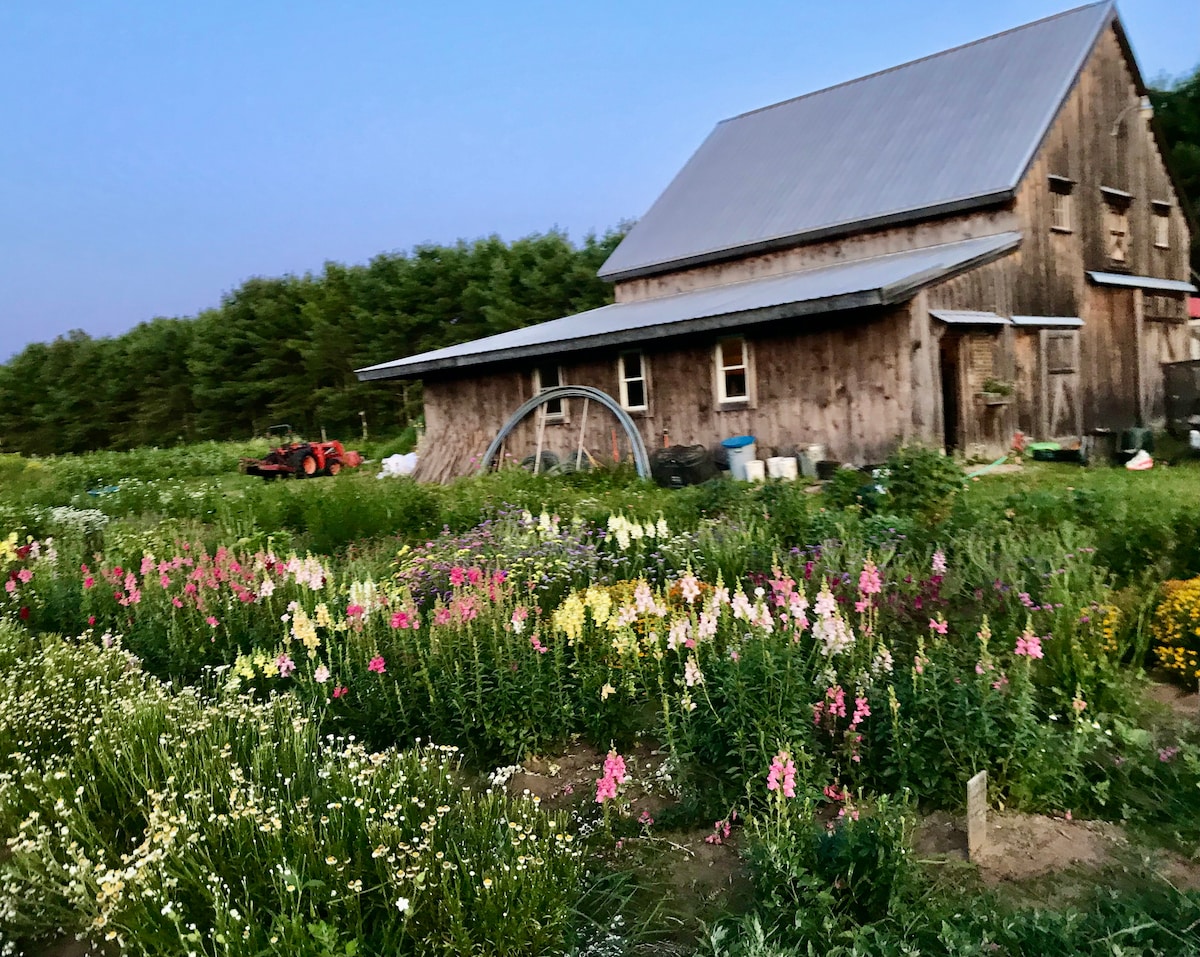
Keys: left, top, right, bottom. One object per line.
{"left": 2, "top": 0, "right": 1196, "bottom": 360}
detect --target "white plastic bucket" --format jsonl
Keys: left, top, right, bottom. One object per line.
{"left": 724, "top": 440, "right": 758, "bottom": 479}
{"left": 744, "top": 459, "right": 766, "bottom": 482}
{"left": 766, "top": 456, "right": 798, "bottom": 480}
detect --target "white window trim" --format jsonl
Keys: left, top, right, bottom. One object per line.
{"left": 1049, "top": 175, "right": 1074, "bottom": 233}
{"left": 1050, "top": 190, "right": 1072, "bottom": 233}
{"left": 715, "top": 337, "right": 752, "bottom": 405}
{"left": 618, "top": 352, "right": 649, "bottom": 412}
{"left": 532, "top": 366, "right": 567, "bottom": 421}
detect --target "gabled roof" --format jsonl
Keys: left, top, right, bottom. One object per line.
{"left": 356, "top": 232, "right": 1020, "bottom": 380}
{"left": 598, "top": 2, "right": 1115, "bottom": 282}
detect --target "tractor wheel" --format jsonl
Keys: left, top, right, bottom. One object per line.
{"left": 326, "top": 461, "right": 342, "bottom": 477}
{"left": 288, "top": 448, "right": 318, "bottom": 479}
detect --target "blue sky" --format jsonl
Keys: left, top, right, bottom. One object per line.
{"left": 2, "top": 0, "right": 1196, "bottom": 359}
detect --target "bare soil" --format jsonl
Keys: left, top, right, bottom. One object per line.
{"left": 915, "top": 809, "right": 1200, "bottom": 889}
{"left": 1143, "top": 679, "right": 1200, "bottom": 725}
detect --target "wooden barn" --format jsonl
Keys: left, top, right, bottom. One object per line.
{"left": 358, "top": 1, "right": 1195, "bottom": 481}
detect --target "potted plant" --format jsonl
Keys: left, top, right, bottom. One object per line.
{"left": 979, "top": 378, "right": 1014, "bottom": 405}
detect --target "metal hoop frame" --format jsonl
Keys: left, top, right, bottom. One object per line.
{"left": 478, "top": 385, "right": 651, "bottom": 478}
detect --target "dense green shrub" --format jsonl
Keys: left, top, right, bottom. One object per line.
{"left": 880, "top": 445, "right": 962, "bottom": 522}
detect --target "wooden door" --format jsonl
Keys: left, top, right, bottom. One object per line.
{"left": 1082, "top": 287, "right": 1138, "bottom": 431}
{"left": 1040, "top": 329, "right": 1081, "bottom": 441}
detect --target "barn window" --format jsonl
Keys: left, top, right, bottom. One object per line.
{"left": 1105, "top": 205, "right": 1128, "bottom": 264}
{"left": 1045, "top": 333, "right": 1077, "bottom": 374}
{"left": 716, "top": 337, "right": 751, "bottom": 404}
{"left": 1049, "top": 175, "right": 1074, "bottom": 232}
{"left": 532, "top": 366, "right": 567, "bottom": 420}
{"left": 1101, "top": 187, "right": 1132, "bottom": 265}
{"left": 618, "top": 352, "right": 648, "bottom": 411}
{"left": 1146, "top": 293, "right": 1184, "bottom": 322}
{"left": 1153, "top": 202, "right": 1171, "bottom": 249}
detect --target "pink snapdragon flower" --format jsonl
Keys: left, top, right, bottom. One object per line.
{"left": 276, "top": 653, "right": 296, "bottom": 678}
{"left": 766, "top": 750, "right": 797, "bottom": 798}
{"left": 595, "top": 749, "right": 629, "bottom": 804}
{"left": 367, "top": 655, "right": 387, "bottom": 674}
{"left": 858, "top": 559, "right": 882, "bottom": 596}
{"left": 1014, "top": 632, "right": 1044, "bottom": 659}
{"left": 390, "top": 610, "right": 418, "bottom": 629}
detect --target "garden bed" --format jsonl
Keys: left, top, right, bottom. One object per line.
{"left": 2, "top": 443, "right": 1200, "bottom": 955}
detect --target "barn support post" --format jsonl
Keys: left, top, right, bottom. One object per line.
{"left": 575, "top": 398, "right": 590, "bottom": 471}
{"left": 533, "top": 405, "right": 547, "bottom": 476}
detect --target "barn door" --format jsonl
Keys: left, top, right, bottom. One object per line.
{"left": 1040, "top": 329, "right": 1081, "bottom": 441}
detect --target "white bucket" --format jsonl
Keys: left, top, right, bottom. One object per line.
{"left": 766, "top": 456, "right": 798, "bottom": 480}
{"left": 744, "top": 459, "right": 766, "bottom": 482}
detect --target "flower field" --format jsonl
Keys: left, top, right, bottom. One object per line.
{"left": 2, "top": 443, "right": 1200, "bottom": 955}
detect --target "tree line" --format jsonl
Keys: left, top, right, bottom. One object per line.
{"left": 0, "top": 229, "right": 624, "bottom": 455}
{"left": 1150, "top": 63, "right": 1200, "bottom": 279}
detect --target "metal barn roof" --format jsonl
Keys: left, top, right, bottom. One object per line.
{"left": 1087, "top": 271, "right": 1198, "bottom": 293}
{"left": 357, "top": 232, "right": 1020, "bottom": 380}
{"left": 598, "top": 2, "right": 1115, "bottom": 282}
{"left": 930, "top": 310, "right": 1010, "bottom": 326}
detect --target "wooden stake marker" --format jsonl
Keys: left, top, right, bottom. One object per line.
{"left": 966, "top": 770, "right": 988, "bottom": 860}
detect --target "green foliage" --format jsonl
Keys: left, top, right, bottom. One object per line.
{"left": 1150, "top": 63, "right": 1200, "bottom": 275}
{"left": 880, "top": 444, "right": 962, "bottom": 522}
{"left": 0, "top": 228, "right": 625, "bottom": 455}
{"left": 0, "top": 629, "right": 586, "bottom": 957}
{"left": 745, "top": 794, "right": 914, "bottom": 932}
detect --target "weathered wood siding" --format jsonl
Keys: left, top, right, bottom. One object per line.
{"left": 613, "top": 210, "right": 1020, "bottom": 303}
{"left": 919, "top": 20, "right": 1191, "bottom": 441}
{"left": 416, "top": 305, "right": 922, "bottom": 481}
{"left": 1011, "top": 21, "right": 1189, "bottom": 431}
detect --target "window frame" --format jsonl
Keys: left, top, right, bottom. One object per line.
{"left": 532, "top": 365, "right": 567, "bottom": 421}
{"left": 1152, "top": 202, "right": 1171, "bottom": 249}
{"left": 618, "top": 351, "right": 649, "bottom": 413}
{"left": 715, "top": 337, "right": 752, "bottom": 406}
{"left": 1105, "top": 204, "right": 1129, "bottom": 265}
{"left": 1048, "top": 175, "right": 1074, "bottom": 233}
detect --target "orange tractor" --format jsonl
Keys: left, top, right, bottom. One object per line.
{"left": 240, "top": 426, "right": 364, "bottom": 480}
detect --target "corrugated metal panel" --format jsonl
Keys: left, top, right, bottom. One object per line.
{"left": 1087, "top": 272, "right": 1197, "bottom": 293}
{"left": 930, "top": 310, "right": 1009, "bottom": 325}
{"left": 358, "top": 232, "right": 1019, "bottom": 380}
{"left": 599, "top": 2, "right": 1113, "bottom": 281}
{"left": 1011, "top": 315, "right": 1084, "bottom": 327}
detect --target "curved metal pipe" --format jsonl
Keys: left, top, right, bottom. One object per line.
{"left": 478, "top": 385, "right": 651, "bottom": 478}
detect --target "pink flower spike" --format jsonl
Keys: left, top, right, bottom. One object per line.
{"left": 276, "top": 653, "right": 296, "bottom": 678}
{"left": 332, "top": 685, "right": 349, "bottom": 699}
{"left": 367, "top": 655, "right": 387, "bottom": 674}
{"left": 858, "top": 559, "right": 883, "bottom": 596}
{"left": 206, "top": 616, "right": 219, "bottom": 628}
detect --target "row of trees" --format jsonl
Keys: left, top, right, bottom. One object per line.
{"left": 0, "top": 229, "right": 623, "bottom": 455}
